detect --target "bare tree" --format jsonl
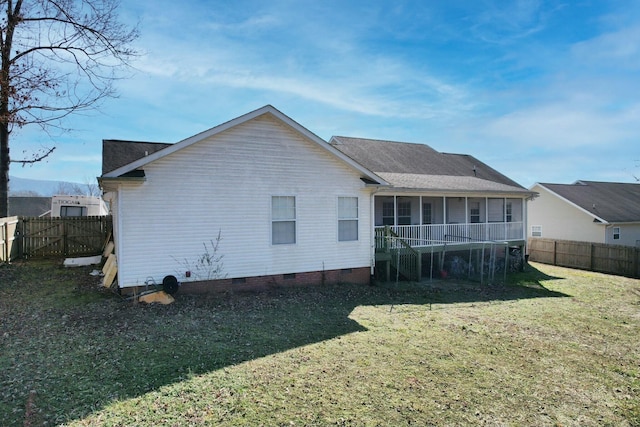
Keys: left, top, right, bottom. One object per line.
{"left": 0, "top": 0, "right": 138, "bottom": 216}
{"left": 53, "top": 176, "right": 100, "bottom": 196}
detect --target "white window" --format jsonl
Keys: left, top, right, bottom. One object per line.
{"left": 272, "top": 196, "right": 296, "bottom": 245}
{"left": 613, "top": 227, "right": 620, "bottom": 240}
{"left": 506, "top": 202, "right": 513, "bottom": 223}
{"left": 338, "top": 197, "right": 358, "bottom": 241}
{"left": 531, "top": 225, "right": 542, "bottom": 237}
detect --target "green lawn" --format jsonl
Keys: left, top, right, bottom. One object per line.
{"left": 1, "top": 260, "right": 639, "bottom": 426}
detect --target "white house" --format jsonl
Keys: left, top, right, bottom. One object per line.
{"left": 99, "top": 106, "right": 386, "bottom": 291}
{"left": 528, "top": 181, "right": 640, "bottom": 247}
{"left": 100, "top": 105, "right": 535, "bottom": 292}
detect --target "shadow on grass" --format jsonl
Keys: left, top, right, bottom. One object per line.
{"left": 377, "top": 262, "right": 569, "bottom": 306}
{"left": 0, "top": 261, "right": 569, "bottom": 425}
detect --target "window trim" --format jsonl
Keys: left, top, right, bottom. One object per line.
{"left": 338, "top": 196, "right": 359, "bottom": 242}
{"left": 271, "top": 195, "right": 296, "bottom": 245}
{"left": 613, "top": 226, "right": 620, "bottom": 240}
{"left": 531, "top": 225, "right": 542, "bottom": 237}
{"left": 470, "top": 201, "right": 481, "bottom": 224}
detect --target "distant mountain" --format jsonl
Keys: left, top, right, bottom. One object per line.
{"left": 8, "top": 175, "right": 85, "bottom": 196}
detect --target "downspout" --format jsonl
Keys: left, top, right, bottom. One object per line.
{"left": 370, "top": 187, "right": 381, "bottom": 276}
{"left": 115, "top": 186, "right": 123, "bottom": 289}
{"left": 523, "top": 196, "right": 528, "bottom": 261}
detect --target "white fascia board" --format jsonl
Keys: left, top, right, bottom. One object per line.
{"left": 531, "top": 183, "right": 609, "bottom": 224}
{"left": 376, "top": 188, "right": 533, "bottom": 198}
{"left": 103, "top": 105, "right": 389, "bottom": 186}
{"left": 267, "top": 107, "right": 388, "bottom": 186}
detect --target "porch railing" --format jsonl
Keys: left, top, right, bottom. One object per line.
{"left": 375, "top": 221, "right": 524, "bottom": 250}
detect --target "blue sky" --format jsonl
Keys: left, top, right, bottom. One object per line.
{"left": 10, "top": 0, "right": 640, "bottom": 189}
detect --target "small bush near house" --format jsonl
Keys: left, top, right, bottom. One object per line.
{"left": 0, "top": 260, "right": 638, "bottom": 426}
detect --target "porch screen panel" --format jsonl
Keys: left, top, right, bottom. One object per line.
{"left": 397, "top": 201, "right": 411, "bottom": 225}
{"left": 338, "top": 197, "right": 358, "bottom": 241}
{"left": 422, "top": 203, "right": 432, "bottom": 224}
{"left": 382, "top": 201, "right": 394, "bottom": 225}
{"left": 272, "top": 196, "right": 296, "bottom": 244}
{"left": 488, "top": 199, "right": 504, "bottom": 222}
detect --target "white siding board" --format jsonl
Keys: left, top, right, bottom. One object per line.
{"left": 116, "top": 115, "right": 372, "bottom": 287}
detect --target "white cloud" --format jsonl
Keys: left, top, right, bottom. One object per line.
{"left": 481, "top": 103, "right": 640, "bottom": 148}
{"left": 571, "top": 25, "right": 640, "bottom": 70}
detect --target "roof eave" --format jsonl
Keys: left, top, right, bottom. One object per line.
{"left": 377, "top": 187, "right": 537, "bottom": 197}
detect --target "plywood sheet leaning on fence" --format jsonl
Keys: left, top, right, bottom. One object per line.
{"left": 102, "top": 240, "right": 114, "bottom": 258}
{"left": 102, "top": 253, "right": 117, "bottom": 288}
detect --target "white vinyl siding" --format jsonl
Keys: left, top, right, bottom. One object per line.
{"left": 113, "top": 114, "right": 373, "bottom": 287}
{"left": 272, "top": 196, "right": 296, "bottom": 244}
{"left": 338, "top": 197, "right": 358, "bottom": 241}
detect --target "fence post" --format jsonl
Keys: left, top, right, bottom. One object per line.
{"left": 553, "top": 240, "right": 557, "bottom": 266}
{"left": 63, "top": 219, "right": 68, "bottom": 256}
{"left": 19, "top": 218, "right": 25, "bottom": 259}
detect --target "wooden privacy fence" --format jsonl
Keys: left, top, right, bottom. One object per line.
{"left": 1, "top": 216, "right": 19, "bottom": 262}
{"left": 528, "top": 238, "right": 640, "bottom": 278}
{"left": 0, "top": 215, "right": 112, "bottom": 261}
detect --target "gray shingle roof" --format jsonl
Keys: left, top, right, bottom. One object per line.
{"left": 8, "top": 197, "right": 51, "bottom": 217}
{"left": 102, "top": 139, "right": 171, "bottom": 175}
{"left": 331, "top": 136, "right": 530, "bottom": 194}
{"left": 378, "top": 173, "right": 528, "bottom": 193}
{"left": 540, "top": 180, "right": 640, "bottom": 223}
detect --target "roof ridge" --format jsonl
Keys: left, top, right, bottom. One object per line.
{"left": 332, "top": 136, "right": 429, "bottom": 146}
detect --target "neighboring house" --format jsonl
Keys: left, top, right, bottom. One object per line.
{"left": 100, "top": 105, "right": 535, "bottom": 291}
{"left": 8, "top": 197, "right": 51, "bottom": 217}
{"left": 528, "top": 181, "right": 640, "bottom": 247}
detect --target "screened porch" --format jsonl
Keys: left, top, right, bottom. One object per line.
{"left": 374, "top": 195, "right": 526, "bottom": 249}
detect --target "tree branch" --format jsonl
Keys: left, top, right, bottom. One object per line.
{"left": 10, "top": 145, "right": 55, "bottom": 165}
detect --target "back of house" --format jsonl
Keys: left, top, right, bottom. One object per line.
{"left": 100, "top": 105, "right": 384, "bottom": 291}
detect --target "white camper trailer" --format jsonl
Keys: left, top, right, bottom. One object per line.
{"left": 50, "top": 195, "right": 108, "bottom": 217}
